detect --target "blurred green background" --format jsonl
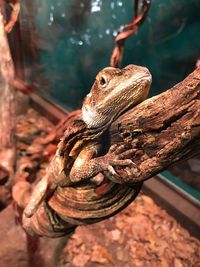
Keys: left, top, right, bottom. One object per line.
{"left": 20, "top": 0, "right": 200, "bottom": 109}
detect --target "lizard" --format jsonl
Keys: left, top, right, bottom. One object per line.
{"left": 23, "top": 64, "right": 152, "bottom": 230}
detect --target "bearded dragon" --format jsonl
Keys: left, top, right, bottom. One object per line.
{"left": 24, "top": 64, "right": 152, "bottom": 220}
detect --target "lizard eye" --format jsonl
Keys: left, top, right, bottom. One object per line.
{"left": 99, "top": 75, "right": 108, "bottom": 87}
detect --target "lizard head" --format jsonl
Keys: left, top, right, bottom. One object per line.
{"left": 82, "top": 64, "right": 152, "bottom": 128}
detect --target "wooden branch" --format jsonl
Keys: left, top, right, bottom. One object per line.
{"left": 110, "top": 68, "right": 200, "bottom": 183}
{"left": 4, "top": 0, "right": 20, "bottom": 33}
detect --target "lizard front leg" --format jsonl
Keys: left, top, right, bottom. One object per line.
{"left": 24, "top": 144, "right": 135, "bottom": 218}
{"left": 69, "top": 144, "right": 135, "bottom": 183}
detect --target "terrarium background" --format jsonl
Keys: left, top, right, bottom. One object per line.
{"left": 19, "top": 0, "right": 200, "bottom": 109}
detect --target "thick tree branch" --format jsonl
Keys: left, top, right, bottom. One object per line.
{"left": 109, "top": 68, "right": 200, "bottom": 183}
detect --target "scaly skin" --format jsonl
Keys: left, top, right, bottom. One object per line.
{"left": 23, "top": 64, "right": 152, "bottom": 219}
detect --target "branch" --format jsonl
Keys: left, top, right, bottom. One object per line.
{"left": 109, "top": 68, "right": 200, "bottom": 183}
{"left": 5, "top": 0, "right": 20, "bottom": 33}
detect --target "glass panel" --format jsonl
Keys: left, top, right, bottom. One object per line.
{"left": 19, "top": 0, "right": 200, "bottom": 108}
{"left": 167, "top": 156, "right": 200, "bottom": 196}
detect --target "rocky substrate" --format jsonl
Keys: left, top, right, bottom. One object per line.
{"left": 57, "top": 194, "right": 200, "bottom": 267}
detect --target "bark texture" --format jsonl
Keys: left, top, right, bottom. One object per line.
{"left": 0, "top": 10, "right": 16, "bottom": 178}
{"left": 110, "top": 67, "right": 200, "bottom": 183}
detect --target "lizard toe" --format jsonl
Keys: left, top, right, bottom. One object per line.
{"left": 112, "top": 158, "right": 135, "bottom": 167}
{"left": 109, "top": 144, "right": 118, "bottom": 153}
{"left": 118, "top": 148, "right": 137, "bottom": 159}
{"left": 107, "top": 165, "right": 122, "bottom": 183}
{"left": 114, "top": 144, "right": 131, "bottom": 155}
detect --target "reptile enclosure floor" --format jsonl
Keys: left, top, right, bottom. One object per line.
{"left": 0, "top": 99, "right": 199, "bottom": 267}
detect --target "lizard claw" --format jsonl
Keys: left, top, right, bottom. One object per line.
{"left": 108, "top": 165, "right": 118, "bottom": 176}
{"left": 107, "top": 165, "right": 122, "bottom": 182}
{"left": 108, "top": 144, "right": 118, "bottom": 153}
{"left": 108, "top": 144, "right": 136, "bottom": 168}
{"left": 111, "top": 158, "right": 135, "bottom": 168}
{"left": 105, "top": 144, "right": 138, "bottom": 183}
{"left": 109, "top": 143, "right": 131, "bottom": 153}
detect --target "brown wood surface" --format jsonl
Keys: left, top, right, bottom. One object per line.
{"left": 110, "top": 67, "right": 200, "bottom": 183}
